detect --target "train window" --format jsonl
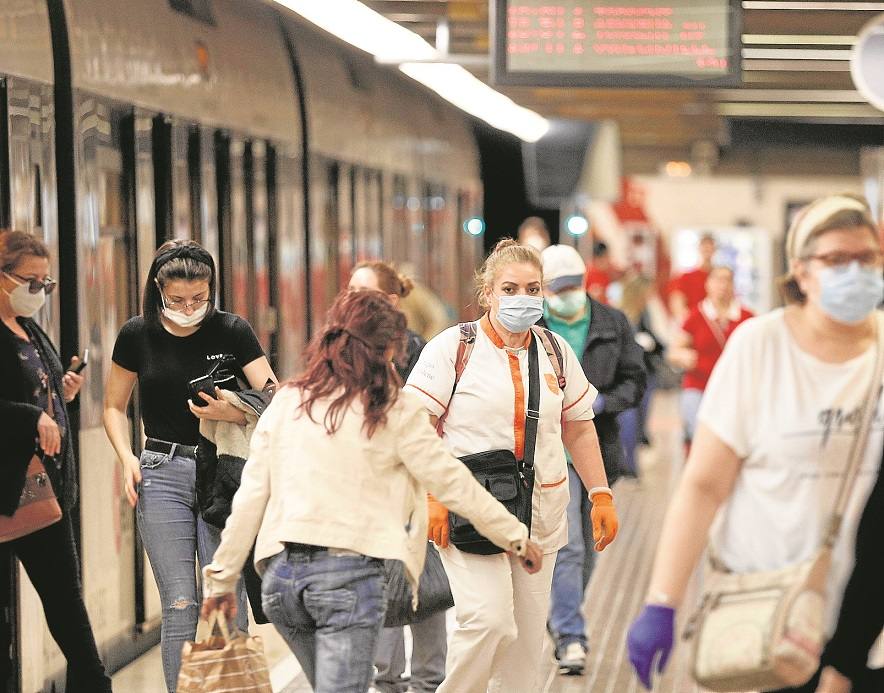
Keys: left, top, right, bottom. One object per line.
{"left": 308, "top": 157, "right": 340, "bottom": 319}
{"left": 151, "top": 116, "right": 172, "bottom": 244}
{"left": 32, "top": 164, "right": 42, "bottom": 228}
{"left": 389, "top": 175, "right": 409, "bottom": 266}
{"left": 168, "top": 0, "right": 214, "bottom": 25}
{"left": 187, "top": 126, "right": 202, "bottom": 244}
{"left": 338, "top": 164, "right": 354, "bottom": 286}
{"left": 229, "top": 138, "right": 250, "bottom": 319}
{"left": 274, "top": 149, "right": 306, "bottom": 373}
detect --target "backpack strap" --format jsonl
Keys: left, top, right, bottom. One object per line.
{"left": 436, "top": 322, "right": 477, "bottom": 435}
{"left": 532, "top": 326, "right": 566, "bottom": 389}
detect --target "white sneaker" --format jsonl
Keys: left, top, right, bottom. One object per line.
{"left": 557, "top": 642, "right": 586, "bottom": 676}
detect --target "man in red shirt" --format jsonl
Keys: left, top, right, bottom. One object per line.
{"left": 668, "top": 266, "right": 753, "bottom": 449}
{"left": 667, "top": 234, "right": 717, "bottom": 321}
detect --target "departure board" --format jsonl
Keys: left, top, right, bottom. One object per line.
{"left": 492, "top": 0, "right": 741, "bottom": 87}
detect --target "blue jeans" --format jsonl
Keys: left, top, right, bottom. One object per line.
{"left": 619, "top": 375, "right": 657, "bottom": 476}
{"left": 680, "top": 387, "right": 703, "bottom": 441}
{"left": 261, "top": 547, "right": 387, "bottom": 693}
{"left": 136, "top": 449, "right": 248, "bottom": 693}
{"left": 549, "top": 464, "right": 596, "bottom": 651}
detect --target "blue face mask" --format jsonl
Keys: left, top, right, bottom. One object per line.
{"left": 817, "top": 261, "right": 884, "bottom": 324}
{"left": 496, "top": 294, "right": 544, "bottom": 333}
{"left": 547, "top": 289, "right": 587, "bottom": 319}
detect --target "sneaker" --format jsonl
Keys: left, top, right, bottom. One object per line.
{"left": 557, "top": 642, "right": 586, "bottom": 676}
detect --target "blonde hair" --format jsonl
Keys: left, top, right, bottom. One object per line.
{"left": 619, "top": 274, "right": 652, "bottom": 324}
{"left": 475, "top": 238, "right": 543, "bottom": 309}
{"left": 353, "top": 261, "right": 414, "bottom": 298}
{"left": 779, "top": 194, "right": 877, "bottom": 305}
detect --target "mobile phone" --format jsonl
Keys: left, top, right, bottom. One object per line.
{"left": 188, "top": 374, "right": 216, "bottom": 407}
{"left": 70, "top": 349, "right": 89, "bottom": 374}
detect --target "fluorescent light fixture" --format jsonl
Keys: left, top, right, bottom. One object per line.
{"left": 401, "top": 63, "right": 549, "bottom": 142}
{"left": 742, "top": 48, "right": 852, "bottom": 60}
{"left": 743, "top": 2, "right": 884, "bottom": 9}
{"left": 276, "top": 0, "right": 549, "bottom": 142}
{"left": 742, "top": 34, "right": 857, "bottom": 46}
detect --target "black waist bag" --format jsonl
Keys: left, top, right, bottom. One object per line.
{"left": 448, "top": 336, "right": 540, "bottom": 555}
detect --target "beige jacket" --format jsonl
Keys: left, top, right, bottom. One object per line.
{"left": 203, "top": 386, "right": 529, "bottom": 597}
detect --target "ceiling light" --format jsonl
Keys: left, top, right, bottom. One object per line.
{"left": 742, "top": 34, "right": 857, "bottom": 46}
{"left": 400, "top": 63, "right": 549, "bottom": 142}
{"left": 743, "top": 2, "right": 884, "bottom": 9}
{"left": 276, "top": 0, "right": 549, "bottom": 142}
{"left": 742, "top": 48, "right": 852, "bottom": 60}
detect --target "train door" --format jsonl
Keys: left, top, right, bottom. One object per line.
{"left": 73, "top": 97, "right": 158, "bottom": 681}
{"left": 0, "top": 73, "right": 60, "bottom": 693}
{"left": 215, "top": 136, "right": 280, "bottom": 358}
{"left": 354, "top": 168, "right": 382, "bottom": 261}
{"left": 387, "top": 174, "right": 409, "bottom": 266}
{"left": 426, "top": 184, "right": 456, "bottom": 309}
{"left": 338, "top": 163, "right": 354, "bottom": 285}
{"left": 407, "top": 178, "right": 428, "bottom": 284}
{"left": 274, "top": 147, "right": 306, "bottom": 377}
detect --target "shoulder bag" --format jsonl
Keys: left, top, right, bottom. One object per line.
{"left": 685, "top": 328, "right": 884, "bottom": 692}
{"left": 0, "top": 377, "right": 63, "bottom": 543}
{"left": 443, "top": 324, "right": 542, "bottom": 555}
{"left": 383, "top": 542, "right": 454, "bottom": 627}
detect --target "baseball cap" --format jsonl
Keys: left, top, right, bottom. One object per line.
{"left": 542, "top": 245, "right": 586, "bottom": 293}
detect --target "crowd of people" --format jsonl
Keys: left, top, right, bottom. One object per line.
{"left": 1, "top": 191, "right": 882, "bottom": 693}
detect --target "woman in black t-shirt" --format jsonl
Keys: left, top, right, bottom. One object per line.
{"left": 103, "top": 240, "right": 276, "bottom": 693}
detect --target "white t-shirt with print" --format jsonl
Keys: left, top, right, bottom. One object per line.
{"left": 698, "top": 309, "right": 884, "bottom": 631}
{"left": 405, "top": 317, "right": 597, "bottom": 553}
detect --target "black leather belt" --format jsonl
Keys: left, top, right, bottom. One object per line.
{"left": 144, "top": 438, "right": 198, "bottom": 458}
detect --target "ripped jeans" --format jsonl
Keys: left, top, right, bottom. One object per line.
{"left": 137, "top": 449, "right": 248, "bottom": 692}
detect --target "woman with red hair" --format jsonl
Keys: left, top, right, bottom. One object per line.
{"left": 201, "top": 290, "right": 542, "bottom": 693}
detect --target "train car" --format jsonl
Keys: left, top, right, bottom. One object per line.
{"left": 0, "top": 1, "right": 484, "bottom": 690}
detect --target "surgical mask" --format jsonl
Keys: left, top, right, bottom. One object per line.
{"left": 817, "top": 261, "right": 884, "bottom": 324}
{"left": 159, "top": 292, "right": 209, "bottom": 328}
{"left": 496, "top": 294, "right": 544, "bottom": 333}
{"left": 3, "top": 274, "right": 46, "bottom": 317}
{"left": 547, "top": 289, "right": 586, "bottom": 319}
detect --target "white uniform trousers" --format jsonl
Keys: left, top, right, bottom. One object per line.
{"left": 436, "top": 544, "right": 557, "bottom": 693}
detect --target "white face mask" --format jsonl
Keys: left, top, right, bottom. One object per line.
{"left": 158, "top": 288, "right": 209, "bottom": 328}
{"left": 3, "top": 273, "right": 46, "bottom": 318}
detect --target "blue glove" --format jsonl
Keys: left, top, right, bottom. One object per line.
{"left": 592, "top": 394, "right": 606, "bottom": 415}
{"left": 626, "top": 604, "right": 675, "bottom": 690}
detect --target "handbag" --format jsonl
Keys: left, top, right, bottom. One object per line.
{"left": 177, "top": 610, "right": 273, "bottom": 693}
{"left": 383, "top": 542, "right": 454, "bottom": 627}
{"left": 0, "top": 377, "right": 63, "bottom": 543}
{"left": 446, "top": 333, "right": 541, "bottom": 555}
{"left": 685, "top": 327, "right": 884, "bottom": 692}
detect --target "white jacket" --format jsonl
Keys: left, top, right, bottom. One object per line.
{"left": 203, "top": 386, "right": 529, "bottom": 597}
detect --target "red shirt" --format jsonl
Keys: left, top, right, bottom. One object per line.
{"left": 670, "top": 268, "right": 709, "bottom": 312}
{"left": 681, "top": 302, "right": 753, "bottom": 391}
{"left": 584, "top": 267, "right": 611, "bottom": 303}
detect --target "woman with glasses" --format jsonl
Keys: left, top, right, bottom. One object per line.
{"left": 0, "top": 230, "right": 112, "bottom": 691}
{"left": 103, "top": 240, "right": 276, "bottom": 692}
{"left": 626, "top": 194, "right": 884, "bottom": 693}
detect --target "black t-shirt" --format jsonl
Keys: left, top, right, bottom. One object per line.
{"left": 112, "top": 311, "right": 265, "bottom": 445}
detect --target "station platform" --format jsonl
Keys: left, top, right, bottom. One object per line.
{"left": 111, "top": 391, "right": 697, "bottom": 693}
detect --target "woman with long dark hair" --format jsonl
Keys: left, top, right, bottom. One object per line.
{"left": 201, "top": 289, "right": 542, "bottom": 693}
{"left": 103, "top": 239, "right": 276, "bottom": 692}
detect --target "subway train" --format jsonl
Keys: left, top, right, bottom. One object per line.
{"left": 0, "top": 0, "right": 484, "bottom": 689}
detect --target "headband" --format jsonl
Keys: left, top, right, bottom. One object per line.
{"left": 786, "top": 195, "right": 870, "bottom": 261}
{"left": 154, "top": 243, "right": 215, "bottom": 272}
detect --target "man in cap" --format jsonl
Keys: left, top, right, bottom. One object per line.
{"left": 539, "top": 245, "right": 646, "bottom": 675}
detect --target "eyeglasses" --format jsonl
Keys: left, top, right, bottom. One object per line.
{"left": 5, "top": 272, "right": 57, "bottom": 295}
{"left": 163, "top": 295, "right": 210, "bottom": 311}
{"left": 802, "top": 250, "right": 884, "bottom": 269}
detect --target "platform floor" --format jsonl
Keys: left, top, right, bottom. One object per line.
{"left": 112, "top": 390, "right": 703, "bottom": 693}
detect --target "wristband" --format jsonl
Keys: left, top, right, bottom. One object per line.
{"left": 588, "top": 486, "right": 613, "bottom": 501}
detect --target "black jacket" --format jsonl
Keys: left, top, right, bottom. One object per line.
{"left": 0, "top": 318, "right": 77, "bottom": 515}
{"left": 542, "top": 297, "right": 646, "bottom": 483}
{"left": 821, "top": 451, "right": 884, "bottom": 687}
{"left": 397, "top": 329, "right": 427, "bottom": 382}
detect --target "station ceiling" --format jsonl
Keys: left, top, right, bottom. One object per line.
{"left": 365, "top": 0, "right": 884, "bottom": 173}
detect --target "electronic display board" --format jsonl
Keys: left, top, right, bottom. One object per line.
{"left": 492, "top": 0, "right": 741, "bottom": 88}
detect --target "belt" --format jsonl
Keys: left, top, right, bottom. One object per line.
{"left": 285, "top": 543, "right": 360, "bottom": 557}
{"left": 145, "top": 438, "right": 198, "bottom": 458}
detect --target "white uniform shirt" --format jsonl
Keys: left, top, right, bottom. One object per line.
{"left": 698, "top": 309, "right": 884, "bottom": 631}
{"left": 405, "top": 316, "right": 597, "bottom": 552}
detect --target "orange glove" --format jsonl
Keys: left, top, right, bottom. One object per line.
{"left": 427, "top": 493, "right": 450, "bottom": 548}
{"left": 590, "top": 492, "right": 618, "bottom": 551}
